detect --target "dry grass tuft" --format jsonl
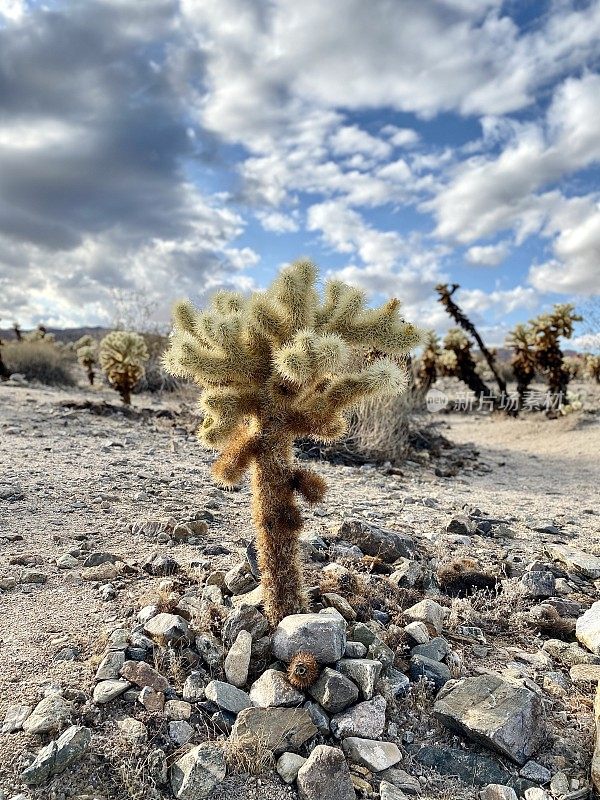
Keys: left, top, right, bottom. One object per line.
{"left": 4, "top": 341, "right": 75, "bottom": 385}
{"left": 528, "top": 604, "right": 576, "bottom": 640}
{"left": 437, "top": 557, "right": 499, "bottom": 597}
{"left": 223, "top": 733, "right": 275, "bottom": 776}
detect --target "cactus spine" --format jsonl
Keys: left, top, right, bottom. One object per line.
{"left": 163, "top": 260, "right": 421, "bottom": 626}
{"left": 99, "top": 331, "right": 148, "bottom": 404}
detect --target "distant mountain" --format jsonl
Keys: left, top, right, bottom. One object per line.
{"left": 0, "top": 325, "right": 111, "bottom": 343}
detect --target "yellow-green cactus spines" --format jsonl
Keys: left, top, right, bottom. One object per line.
{"left": 163, "top": 260, "right": 422, "bottom": 626}
{"left": 99, "top": 330, "right": 148, "bottom": 405}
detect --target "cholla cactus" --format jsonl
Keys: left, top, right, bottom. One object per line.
{"left": 77, "top": 343, "right": 97, "bottom": 386}
{"left": 530, "top": 303, "right": 581, "bottom": 399}
{"left": 506, "top": 323, "right": 536, "bottom": 409}
{"left": 25, "top": 324, "right": 53, "bottom": 342}
{"left": 585, "top": 354, "right": 600, "bottom": 383}
{"left": 163, "top": 260, "right": 421, "bottom": 625}
{"left": 415, "top": 330, "right": 441, "bottom": 392}
{"left": 441, "top": 328, "right": 492, "bottom": 400}
{"left": 13, "top": 322, "right": 22, "bottom": 342}
{"left": 563, "top": 355, "right": 583, "bottom": 380}
{"left": 99, "top": 331, "right": 149, "bottom": 404}
{"left": 0, "top": 330, "right": 9, "bottom": 380}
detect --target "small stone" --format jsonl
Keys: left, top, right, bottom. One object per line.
{"left": 404, "top": 621, "right": 430, "bottom": 644}
{"left": 142, "top": 553, "right": 180, "bottom": 577}
{"left": 389, "top": 559, "right": 423, "bottom": 589}
{"left": 576, "top": 601, "right": 600, "bottom": 654}
{"left": 520, "top": 761, "right": 551, "bottom": 783}
{"left": 521, "top": 572, "right": 556, "bottom": 598}
{"left": 224, "top": 630, "right": 252, "bottom": 688}
{"left": 344, "top": 641, "right": 367, "bottom": 658}
{"left": 405, "top": 599, "right": 445, "bottom": 635}
{"left": 543, "top": 638, "right": 599, "bottom": 665}
{"left": 81, "top": 562, "right": 122, "bottom": 581}
{"left": 148, "top": 748, "right": 169, "bottom": 784}
{"left": 411, "top": 637, "right": 449, "bottom": 662}
{"left": 222, "top": 605, "right": 269, "bottom": 645}
{"left": 308, "top": 667, "right": 359, "bottom": 713}
{"left": 195, "top": 633, "right": 223, "bottom": 668}
{"left": 117, "top": 717, "right": 147, "bottom": 741}
{"left": 56, "top": 554, "right": 78, "bottom": 569}
{"left": 570, "top": 663, "right": 600, "bottom": 683}
{"left": 170, "top": 742, "right": 227, "bottom": 800}
{"left": 93, "top": 679, "right": 130, "bottom": 705}
{"left": 380, "top": 783, "right": 409, "bottom": 800}
{"left": 249, "top": 669, "right": 304, "bottom": 708}
{"left": 334, "top": 518, "right": 414, "bottom": 561}
{"left": 480, "top": 786, "right": 518, "bottom": 800}
{"left": 330, "top": 696, "right": 386, "bottom": 739}
{"left": 524, "top": 790, "right": 550, "bottom": 800}
{"left": 138, "top": 686, "right": 165, "bottom": 712}
{"left": 165, "top": 700, "right": 192, "bottom": 720}
{"left": 183, "top": 671, "right": 207, "bottom": 703}
{"left": 368, "top": 638, "right": 395, "bottom": 669}
{"left": 2, "top": 704, "right": 32, "bottom": 733}
{"left": 409, "top": 655, "right": 451, "bottom": 689}
{"left": 23, "top": 694, "right": 73, "bottom": 733}
{"left": 83, "top": 552, "right": 122, "bottom": 568}
{"left": 231, "top": 707, "right": 317, "bottom": 753}
{"left": 169, "top": 720, "right": 194, "bottom": 746}
{"left": 378, "top": 768, "right": 421, "bottom": 795}
{"left": 205, "top": 680, "right": 252, "bottom": 714}
{"left": 381, "top": 667, "right": 410, "bottom": 699}
{"left": 336, "top": 658, "right": 382, "bottom": 700}
{"left": 446, "top": 516, "right": 476, "bottom": 536}
{"left": 546, "top": 544, "right": 600, "bottom": 579}
{"left": 322, "top": 592, "right": 357, "bottom": 621}
{"left": 144, "top": 613, "right": 189, "bottom": 644}
{"left": 224, "top": 563, "right": 258, "bottom": 595}
{"left": 342, "top": 737, "right": 402, "bottom": 772}
{"left": 276, "top": 752, "right": 307, "bottom": 784}
{"left": 120, "top": 660, "right": 169, "bottom": 692}
{"left": 297, "top": 744, "right": 357, "bottom": 800}
{"left": 550, "top": 771, "right": 570, "bottom": 798}
{"left": 95, "top": 651, "right": 125, "bottom": 681}
{"left": 304, "top": 700, "right": 330, "bottom": 735}
{"left": 231, "top": 585, "right": 263, "bottom": 607}
{"left": 272, "top": 613, "right": 346, "bottom": 664}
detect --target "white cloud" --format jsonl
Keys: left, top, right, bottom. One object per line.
{"left": 383, "top": 126, "right": 420, "bottom": 147}
{"left": 572, "top": 333, "right": 600, "bottom": 353}
{"left": 255, "top": 210, "right": 299, "bottom": 233}
{"left": 330, "top": 125, "right": 391, "bottom": 160}
{"left": 466, "top": 241, "right": 509, "bottom": 266}
{"left": 0, "top": 0, "right": 25, "bottom": 23}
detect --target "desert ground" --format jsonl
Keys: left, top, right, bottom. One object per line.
{"left": 1, "top": 378, "right": 599, "bottom": 800}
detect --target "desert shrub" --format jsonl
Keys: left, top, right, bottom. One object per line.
{"left": 585, "top": 354, "right": 600, "bottom": 383}
{"left": 76, "top": 343, "right": 97, "bottom": 385}
{"left": 3, "top": 341, "right": 75, "bottom": 385}
{"left": 99, "top": 330, "right": 149, "bottom": 404}
{"left": 345, "top": 386, "right": 419, "bottom": 464}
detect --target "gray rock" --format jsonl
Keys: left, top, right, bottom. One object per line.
{"left": 519, "top": 761, "right": 551, "bottom": 783}
{"left": 480, "top": 786, "right": 518, "bottom": 800}
{"left": 183, "top": 671, "right": 207, "bottom": 702}
{"left": 404, "top": 599, "right": 445, "bottom": 635}
{"left": 521, "top": 572, "right": 556, "bottom": 598}
{"left": 308, "top": 667, "right": 359, "bottom": 713}
{"left": 56, "top": 554, "right": 78, "bottom": 569}
{"left": 93, "top": 680, "right": 130, "bottom": 705}
{"left": 205, "top": 680, "right": 251, "bottom": 714}
{"left": 380, "top": 783, "right": 409, "bottom": 800}
{"left": 546, "top": 544, "right": 600, "bottom": 580}
{"left": 170, "top": 742, "right": 227, "bottom": 800}
{"left": 549, "top": 772, "right": 570, "bottom": 798}
{"left": 344, "top": 641, "right": 367, "bottom": 658}
{"left": 169, "top": 720, "right": 194, "bottom": 746}
{"left": 231, "top": 585, "right": 263, "bottom": 607}
{"left": 543, "top": 638, "right": 600, "bottom": 665}
{"left": 21, "top": 726, "right": 91, "bottom": 785}
{"left": 222, "top": 605, "right": 269, "bottom": 645}
{"left": 195, "top": 633, "right": 223, "bottom": 669}
{"left": 117, "top": 717, "right": 147, "bottom": 742}
{"left": 165, "top": 700, "right": 192, "bottom": 720}
{"left": 95, "top": 651, "right": 125, "bottom": 681}
{"left": 409, "top": 655, "right": 451, "bottom": 689}
{"left": 342, "top": 737, "right": 402, "bottom": 772}
{"left": 378, "top": 768, "right": 421, "bottom": 795}
{"left": 322, "top": 592, "right": 357, "bottom": 621}
{"left": 446, "top": 516, "right": 476, "bottom": 536}
{"left": 144, "top": 613, "right": 189, "bottom": 644}
{"left": 576, "top": 601, "right": 600, "bottom": 654}
{"left": 272, "top": 613, "right": 346, "bottom": 664}
{"left": 411, "top": 637, "right": 449, "bottom": 662}
{"left": 304, "top": 700, "right": 330, "bottom": 735}
{"left": 231, "top": 707, "right": 317, "bottom": 753}
{"left": 330, "top": 696, "right": 386, "bottom": 739}
{"left": 2, "top": 704, "right": 32, "bottom": 733}
{"left": 570, "top": 663, "right": 600, "bottom": 683}
{"left": 415, "top": 746, "right": 527, "bottom": 792}
{"left": 381, "top": 667, "right": 410, "bottom": 699}
{"left": 368, "top": 638, "right": 395, "bottom": 669}
{"left": 249, "top": 669, "right": 304, "bottom": 707}
{"left": 336, "top": 658, "right": 382, "bottom": 700}
{"left": 276, "top": 752, "right": 307, "bottom": 784}
{"left": 334, "top": 518, "right": 414, "bottom": 561}
{"left": 138, "top": 686, "right": 165, "bottom": 712}
{"left": 121, "top": 660, "right": 169, "bottom": 692}
{"left": 523, "top": 790, "right": 550, "bottom": 800}
{"left": 297, "top": 744, "right": 356, "bottom": 800}
{"left": 22, "top": 694, "right": 72, "bottom": 734}
{"left": 224, "top": 630, "right": 252, "bottom": 688}
{"left": 389, "top": 559, "right": 423, "bottom": 589}
{"left": 148, "top": 748, "right": 169, "bottom": 785}
{"left": 434, "top": 674, "right": 545, "bottom": 765}
{"left": 404, "top": 621, "right": 430, "bottom": 644}
{"left": 224, "top": 563, "right": 258, "bottom": 595}
{"left": 350, "top": 622, "right": 378, "bottom": 646}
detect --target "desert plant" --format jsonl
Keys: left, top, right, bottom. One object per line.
{"left": 24, "top": 323, "right": 54, "bottom": 343}
{"left": 12, "top": 322, "right": 22, "bottom": 342}
{"left": 563, "top": 355, "right": 583, "bottom": 380}
{"left": 77, "top": 343, "right": 97, "bottom": 385}
{"left": 0, "top": 332, "right": 9, "bottom": 380}
{"left": 163, "top": 260, "right": 421, "bottom": 625}
{"left": 506, "top": 323, "right": 536, "bottom": 409}
{"left": 585, "top": 354, "right": 600, "bottom": 383}
{"left": 440, "top": 328, "right": 493, "bottom": 401}
{"left": 530, "top": 303, "right": 582, "bottom": 400}
{"left": 99, "top": 330, "right": 149, "bottom": 405}
{"left": 2, "top": 340, "right": 74, "bottom": 385}
{"left": 415, "top": 330, "right": 441, "bottom": 393}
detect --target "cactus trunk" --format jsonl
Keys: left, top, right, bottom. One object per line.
{"left": 250, "top": 423, "right": 307, "bottom": 625}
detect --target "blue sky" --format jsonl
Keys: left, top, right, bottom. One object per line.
{"left": 0, "top": 0, "right": 599, "bottom": 347}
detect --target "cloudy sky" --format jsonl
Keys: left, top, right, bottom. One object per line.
{"left": 1, "top": 0, "right": 599, "bottom": 344}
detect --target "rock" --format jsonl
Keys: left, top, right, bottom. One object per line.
{"left": 224, "top": 563, "right": 258, "bottom": 595}
{"left": 224, "top": 630, "right": 252, "bottom": 688}
{"left": 519, "top": 761, "right": 551, "bottom": 783}
{"left": 543, "top": 638, "right": 599, "bottom": 666}
{"left": 521, "top": 572, "right": 556, "bottom": 598}
{"left": 142, "top": 553, "right": 180, "bottom": 576}
{"left": 2, "top": 704, "right": 32, "bottom": 733}
{"left": 411, "top": 637, "right": 449, "bottom": 662}
{"left": 433, "top": 674, "right": 545, "bottom": 765}
{"left": 23, "top": 694, "right": 72, "bottom": 733}
{"left": 349, "top": 622, "right": 378, "bottom": 646}
{"left": 322, "top": 592, "right": 357, "bottom": 621}
{"left": 117, "top": 717, "right": 147, "bottom": 742}
{"left": 378, "top": 768, "right": 421, "bottom": 795}
{"left": 21, "top": 725, "right": 91, "bottom": 785}
{"left": 144, "top": 613, "right": 189, "bottom": 644}
{"left": 272, "top": 613, "right": 346, "bottom": 664}
{"left": 304, "top": 700, "right": 330, "bottom": 735}
{"left": 409, "top": 655, "right": 451, "bottom": 689}
{"left": 276, "top": 752, "right": 307, "bottom": 784}
{"left": 593, "top": 683, "right": 600, "bottom": 793}
{"left": 524, "top": 790, "right": 550, "bottom": 800}
{"left": 249, "top": 669, "right": 304, "bottom": 707}
{"left": 195, "top": 633, "right": 223, "bottom": 668}
{"left": 550, "top": 772, "right": 569, "bottom": 798}
{"left": 231, "top": 585, "right": 263, "bottom": 607}
{"left": 344, "top": 641, "right": 367, "bottom": 658}
{"left": 95, "top": 651, "right": 125, "bottom": 681}
{"left": 368, "top": 638, "right": 395, "bottom": 669}
{"left": 170, "top": 742, "right": 227, "bottom": 800}
{"left": 173, "top": 520, "right": 209, "bottom": 541}
{"left": 330, "top": 696, "right": 386, "bottom": 739}
{"left": 404, "top": 621, "right": 430, "bottom": 645}
{"left": 543, "top": 671, "right": 571, "bottom": 695}
{"left": 405, "top": 599, "right": 445, "bottom": 635}
{"left": 342, "top": 737, "right": 402, "bottom": 772}
{"left": 165, "top": 700, "right": 192, "bottom": 720}
{"left": 308, "top": 667, "right": 359, "bottom": 713}
{"left": 120, "top": 660, "right": 169, "bottom": 692}
{"left": 336, "top": 659, "right": 382, "bottom": 700}
{"left": 56, "top": 554, "right": 78, "bottom": 569}
{"left": 381, "top": 667, "right": 410, "bottom": 699}
{"left": 93, "top": 680, "right": 130, "bottom": 705}
{"left": 480, "top": 786, "right": 518, "bottom": 800}
{"left": 222, "top": 606, "right": 269, "bottom": 645}
{"left": 81, "top": 562, "right": 123, "bottom": 581}
{"left": 297, "top": 744, "right": 356, "bottom": 800}
{"left": 334, "top": 518, "right": 414, "bottom": 561}
{"left": 546, "top": 544, "right": 600, "bottom": 580}
{"left": 576, "top": 601, "right": 600, "bottom": 654}
{"left": 446, "top": 516, "right": 476, "bottom": 536}
{"left": 415, "top": 746, "right": 527, "bottom": 792}
{"left": 138, "top": 686, "right": 165, "bottom": 712}
{"left": 169, "top": 720, "right": 194, "bottom": 746}
{"left": 389, "top": 560, "right": 422, "bottom": 589}
{"left": 570, "top": 663, "right": 600, "bottom": 683}
{"left": 231, "top": 707, "right": 317, "bottom": 753}
{"left": 205, "top": 680, "right": 252, "bottom": 714}
{"left": 148, "top": 748, "right": 169, "bottom": 784}
{"left": 183, "top": 671, "right": 207, "bottom": 702}
{"left": 380, "top": 783, "right": 410, "bottom": 800}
